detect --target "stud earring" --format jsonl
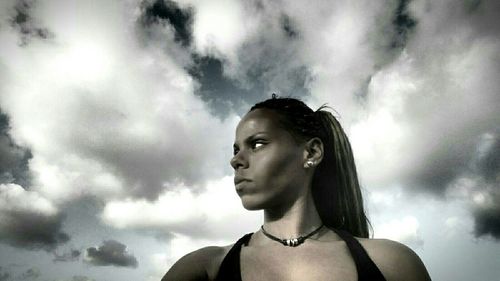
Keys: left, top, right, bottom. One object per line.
{"left": 305, "top": 160, "right": 314, "bottom": 168}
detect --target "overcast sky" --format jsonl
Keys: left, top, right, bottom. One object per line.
{"left": 0, "top": 0, "right": 499, "bottom": 280}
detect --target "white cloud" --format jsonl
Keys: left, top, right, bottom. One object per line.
{"left": 148, "top": 253, "right": 170, "bottom": 281}
{"left": 101, "top": 176, "right": 260, "bottom": 239}
{"left": 0, "top": 183, "right": 56, "bottom": 215}
{"left": 444, "top": 216, "right": 470, "bottom": 239}
{"left": 374, "top": 216, "right": 423, "bottom": 247}
{"left": 146, "top": 232, "right": 235, "bottom": 281}
{"left": 101, "top": 184, "right": 204, "bottom": 230}
{"left": 186, "top": 0, "right": 258, "bottom": 62}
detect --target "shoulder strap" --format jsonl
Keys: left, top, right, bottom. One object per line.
{"left": 214, "top": 233, "right": 253, "bottom": 281}
{"left": 333, "top": 229, "right": 387, "bottom": 281}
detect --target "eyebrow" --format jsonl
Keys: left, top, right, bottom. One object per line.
{"left": 233, "top": 132, "right": 269, "bottom": 148}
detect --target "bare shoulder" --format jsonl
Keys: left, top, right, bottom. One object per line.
{"left": 161, "top": 244, "right": 233, "bottom": 281}
{"left": 357, "top": 238, "right": 431, "bottom": 281}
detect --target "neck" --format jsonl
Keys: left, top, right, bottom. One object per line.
{"left": 262, "top": 189, "right": 323, "bottom": 238}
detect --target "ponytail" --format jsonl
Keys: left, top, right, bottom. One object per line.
{"left": 313, "top": 108, "right": 369, "bottom": 237}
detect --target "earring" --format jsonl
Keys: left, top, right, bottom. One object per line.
{"left": 305, "top": 160, "right": 314, "bottom": 168}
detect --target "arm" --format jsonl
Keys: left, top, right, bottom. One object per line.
{"left": 162, "top": 246, "right": 224, "bottom": 281}
{"left": 361, "top": 239, "right": 431, "bottom": 281}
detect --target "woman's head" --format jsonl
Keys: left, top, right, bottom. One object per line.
{"left": 230, "top": 108, "right": 319, "bottom": 211}
{"left": 231, "top": 95, "right": 369, "bottom": 237}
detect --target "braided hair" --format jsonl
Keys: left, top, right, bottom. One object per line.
{"left": 250, "top": 94, "right": 369, "bottom": 237}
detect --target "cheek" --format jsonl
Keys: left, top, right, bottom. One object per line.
{"left": 240, "top": 152, "right": 304, "bottom": 210}
{"left": 254, "top": 150, "right": 302, "bottom": 187}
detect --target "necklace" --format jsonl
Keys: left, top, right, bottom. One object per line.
{"left": 260, "top": 224, "right": 324, "bottom": 247}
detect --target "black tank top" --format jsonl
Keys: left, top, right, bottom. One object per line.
{"left": 215, "top": 228, "right": 387, "bottom": 281}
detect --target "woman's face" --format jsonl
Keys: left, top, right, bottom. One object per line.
{"left": 230, "top": 109, "right": 308, "bottom": 210}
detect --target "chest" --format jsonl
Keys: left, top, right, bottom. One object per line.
{"left": 240, "top": 243, "right": 358, "bottom": 281}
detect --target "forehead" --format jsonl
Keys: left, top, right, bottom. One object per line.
{"left": 235, "top": 109, "right": 283, "bottom": 137}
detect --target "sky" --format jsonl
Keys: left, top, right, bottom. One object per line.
{"left": 0, "top": 0, "right": 498, "bottom": 280}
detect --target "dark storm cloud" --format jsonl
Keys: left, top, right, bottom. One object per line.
{"left": 403, "top": 131, "right": 499, "bottom": 197}
{"left": 0, "top": 266, "right": 41, "bottom": 281}
{"left": 354, "top": 76, "right": 372, "bottom": 101}
{"left": 188, "top": 44, "right": 312, "bottom": 120}
{"left": 0, "top": 110, "right": 32, "bottom": 187}
{"left": 53, "top": 249, "right": 81, "bottom": 262}
{"left": 8, "top": 0, "right": 54, "bottom": 46}
{"left": 85, "top": 240, "right": 138, "bottom": 268}
{"left": 468, "top": 0, "right": 500, "bottom": 37}
{"left": 408, "top": 140, "right": 476, "bottom": 195}
{"left": 281, "top": 14, "right": 298, "bottom": 39}
{"left": 139, "top": 0, "right": 193, "bottom": 47}
{"left": 472, "top": 133, "right": 500, "bottom": 239}
{"left": 0, "top": 267, "right": 10, "bottom": 281}
{"left": 474, "top": 198, "right": 500, "bottom": 239}
{"left": 476, "top": 132, "right": 500, "bottom": 185}
{"left": 187, "top": 55, "right": 259, "bottom": 118}
{"left": 371, "top": 0, "right": 417, "bottom": 69}
{"left": 390, "top": 0, "right": 417, "bottom": 50}
{"left": 0, "top": 210, "right": 69, "bottom": 251}
{"left": 397, "top": 130, "right": 499, "bottom": 238}
{"left": 464, "top": 0, "right": 482, "bottom": 13}
{"left": 188, "top": 53, "right": 311, "bottom": 119}
{"left": 20, "top": 267, "right": 40, "bottom": 280}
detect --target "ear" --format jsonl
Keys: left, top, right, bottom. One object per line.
{"left": 303, "top": 137, "right": 324, "bottom": 168}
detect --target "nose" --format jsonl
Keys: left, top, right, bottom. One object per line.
{"left": 230, "top": 151, "right": 248, "bottom": 170}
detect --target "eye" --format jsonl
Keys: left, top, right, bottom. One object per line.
{"left": 233, "top": 147, "right": 240, "bottom": 156}
{"left": 251, "top": 140, "right": 266, "bottom": 150}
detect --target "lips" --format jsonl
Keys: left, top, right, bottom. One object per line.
{"left": 234, "top": 176, "right": 251, "bottom": 185}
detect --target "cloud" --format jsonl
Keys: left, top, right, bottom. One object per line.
{"left": 390, "top": 0, "right": 417, "bottom": 50}
{"left": 70, "top": 277, "right": 95, "bottom": 281}
{"left": 0, "top": 0, "right": 239, "bottom": 202}
{"left": 101, "top": 176, "right": 260, "bottom": 240}
{"left": 52, "top": 276, "right": 97, "bottom": 281}
{"left": 186, "top": 0, "right": 257, "bottom": 61}
{"left": 474, "top": 132, "right": 500, "bottom": 185}
{"left": 19, "top": 267, "right": 40, "bottom": 280}
{"left": 374, "top": 216, "right": 423, "bottom": 247}
{"left": 7, "top": 0, "right": 54, "bottom": 46}
{"left": 177, "top": 0, "right": 313, "bottom": 119}
{"left": 0, "top": 183, "right": 69, "bottom": 251}
{"left": 53, "top": 249, "right": 81, "bottom": 262}
{"left": 350, "top": 1, "right": 499, "bottom": 194}
{"left": 472, "top": 189, "right": 500, "bottom": 239}
{"left": 280, "top": 14, "right": 298, "bottom": 39}
{"left": 468, "top": 132, "right": 500, "bottom": 239}
{"left": 0, "top": 109, "right": 32, "bottom": 187}
{"left": 0, "top": 5, "right": 498, "bottom": 281}
{"left": 0, "top": 267, "right": 10, "bottom": 281}
{"left": 84, "top": 240, "right": 138, "bottom": 268}
{"left": 0, "top": 267, "right": 41, "bottom": 281}
{"left": 138, "top": 0, "right": 194, "bottom": 47}
{"left": 348, "top": 0, "right": 500, "bottom": 237}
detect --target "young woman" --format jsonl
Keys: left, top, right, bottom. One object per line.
{"left": 162, "top": 96, "right": 431, "bottom": 281}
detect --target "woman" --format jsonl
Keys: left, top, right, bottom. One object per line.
{"left": 162, "top": 95, "right": 431, "bottom": 281}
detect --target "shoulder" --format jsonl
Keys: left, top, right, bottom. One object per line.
{"left": 357, "top": 238, "right": 431, "bottom": 281}
{"left": 161, "top": 245, "right": 233, "bottom": 281}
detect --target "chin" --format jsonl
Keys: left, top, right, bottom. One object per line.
{"left": 239, "top": 195, "right": 267, "bottom": 211}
